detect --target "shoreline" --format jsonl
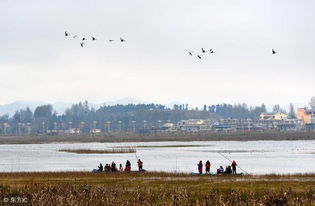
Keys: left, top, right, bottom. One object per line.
{"left": 0, "top": 131, "right": 315, "bottom": 144}
{"left": 0, "top": 171, "right": 314, "bottom": 176}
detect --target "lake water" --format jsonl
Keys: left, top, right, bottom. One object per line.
{"left": 0, "top": 140, "right": 314, "bottom": 174}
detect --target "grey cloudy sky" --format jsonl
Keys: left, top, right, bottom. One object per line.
{"left": 0, "top": 0, "right": 314, "bottom": 107}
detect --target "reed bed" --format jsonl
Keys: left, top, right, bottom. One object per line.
{"left": 58, "top": 148, "right": 136, "bottom": 154}
{"left": 0, "top": 172, "right": 314, "bottom": 205}
{"left": 114, "top": 144, "right": 214, "bottom": 148}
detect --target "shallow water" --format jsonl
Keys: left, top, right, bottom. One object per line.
{"left": 0, "top": 140, "right": 314, "bottom": 174}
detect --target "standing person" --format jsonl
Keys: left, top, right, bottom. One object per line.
{"left": 119, "top": 164, "right": 123, "bottom": 172}
{"left": 197, "top": 160, "right": 203, "bottom": 174}
{"left": 125, "top": 160, "right": 131, "bottom": 171}
{"left": 98, "top": 163, "right": 103, "bottom": 172}
{"left": 104, "top": 164, "right": 110, "bottom": 172}
{"left": 205, "top": 160, "right": 211, "bottom": 174}
{"left": 231, "top": 160, "right": 237, "bottom": 174}
{"left": 137, "top": 159, "right": 143, "bottom": 171}
{"left": 111, "top": 161, "right": 117, "bottom": 172}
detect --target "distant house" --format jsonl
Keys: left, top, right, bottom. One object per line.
{"left": 91, "top": 129, "right": 101, "bottom": 134}
{"left": 276, "top": 119, "right": 302, "bottom": 131}
{"left": 70, "top": 128, "right": 81, "bottom": 134}
{"left": 260, "top": 112, "right": 288, "bottom": 120}
{"left": 177, "top": 119, "right": 211, "bottom": 132}
{"left": 161, "top": 123, "right": 176, "bottom": 131}
{"left": 296, "top": 108, "right": 315, "bottom": 124}
{"left": 212, "top": 122, "right": 231, "bottom": 132}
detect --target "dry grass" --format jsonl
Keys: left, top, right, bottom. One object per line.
{"left": 0, "top": 172, "right": 314, "bottom": 205}
{"left": 58, "top": 148, "right": 136, "bottom": 154}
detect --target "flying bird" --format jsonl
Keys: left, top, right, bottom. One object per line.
{"left": 120, "top": 38, "right": 125, "bottom": 42}
{"left": 65, "top": 31, "right": 69, "bottom": 36}
{"left": 272, "top": 49, "right": 277, "bottom": 54}
{"left": 80, "top": 42, "right": 85, "bottom": 47}
{"left": 197, "top": 55, "right": 202, "bottom": 59}
{"left": 189, "top": 51, "right": 194, "bottom": 56}
{"left": 92, "top": 37, "right": 96, "bottom": 41}
{"left": 210, "top": 49, "right": 214, "bottom": 54}
{"left": 201, "top": 48, "right": 206, "bottom": 53}
{"left": 82, "top": 37, "right": 86, "bottom": 41}
{"left": 109, "top": 39, "right": 115, "bottom": 42}
{"left": 72, "top": 35, "right": 77, "bottom": 39}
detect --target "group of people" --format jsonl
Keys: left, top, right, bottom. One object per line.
{"left": 96, "top": 159, "right": 238, "bottom": 174}
{"left": 197, "top": 160, "right": 238, "bottom": 175}
{"left": 96, "top": 159, "right": 144, "bottom": 172}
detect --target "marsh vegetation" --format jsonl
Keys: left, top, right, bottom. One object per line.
{"left": 0, "top": 172, "right": 314, "bottom": 205}
{"left": 58, "top": 148, "right": 136, "bottom": 154}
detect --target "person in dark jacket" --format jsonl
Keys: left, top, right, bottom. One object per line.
{"left": 111, "top": 161, "right": 117, "bottom": 172}
{"left": 137, "top": 159, "right": 143, "bottom": 171}
{"left": 205, "top": 160, "right": 211, "bottom": 174}
{"left": 198, "top": 160, "right": 203, "bottom": 174}
{"left": 231, "top": 160, "right": 237, "bottom": 174}
{"left": 98, "top": 163, "right": 103, "bottom": 172}
{"left": 225, "top": 165, "right": 232, "bottom": 174}
{"left": 104, "top": 164, "right": 110, "bottom": 172}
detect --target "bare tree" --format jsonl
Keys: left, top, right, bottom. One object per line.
{"left": 310, "top": 97, "right": 315, "bottom": 110}
{"left": 289, "top": 103, "right": 296, "bottom": 118}
{"left": 272, "top": 104, "right": 286, "bottom": 113}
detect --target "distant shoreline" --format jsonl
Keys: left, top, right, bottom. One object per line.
{"left": 0, "top": 131, "right": 314, "bottom": 144}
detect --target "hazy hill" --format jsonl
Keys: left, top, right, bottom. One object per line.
{"left": 0, "top": 98, "right": 149, "bottom": 116}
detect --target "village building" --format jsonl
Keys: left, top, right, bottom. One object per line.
{"left": 260, "top": 112, "right": 288, "bottom": 120}
{"left": 296, "top": 108, "right": 315, "bottom": 124}
{"left": 177, "top": 119, "right": 212, "bottom": 132}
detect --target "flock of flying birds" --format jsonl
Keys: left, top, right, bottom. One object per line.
{"left": 189, "top": 48, "right": 277, "bottom": 59}
{"left": 189, "top": 48, "right": 215, "bottom": 59}
{"left": 64, "top": 31, "right": 125, "bottom": 47}
{"left": 65, "top": 31, "right": 278, "bottom": 57}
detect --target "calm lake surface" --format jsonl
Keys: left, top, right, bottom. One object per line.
{"left": 0, "top": 140, "right": 314, "bottom": 174}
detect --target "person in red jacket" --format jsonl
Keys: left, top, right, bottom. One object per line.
{"left": 205, "top": 160, "right": 211, "bottom": 174}
{"left": 231, "top": 160, "right": 237, "bottom": 174}
{"left": 125, "top": 160, "right": 131, "bottom": 172}
{"left": 197, "top": 160, "right": 203, "bottom": 174}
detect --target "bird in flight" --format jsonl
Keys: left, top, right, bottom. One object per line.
{"left": 109, "top": 39, "right": 114, "bottom": 42}
{"left": 92, "top": 37, "right": 96, "bottom": 41}
{"left": 65, "top": 31, "right": 69, "bottom": 36}
{"left": 272, "top": 49, "right": 277, "bottom": 54}
{"left": 197, "top": 55, "right": 202, "bottom": 59}
{"left": 210, "top": 49, "right": 214, "bottom": 54}
{"left": 72, "top": 35, "right": 77, "bottom": 39}
{"left": 80, "top": 42, "right": 85, "bottom": 48}
{"left": 120, "top": 38, "right": 125, "bottom": 42}
{"left": 201, "top": 48, "right": 206, "bottom": 53}
{"left": 189, "top": 51, "right": 194, "bottom": 56}
{"left": 82, "top": 37, "right": 86, "bottom": 41}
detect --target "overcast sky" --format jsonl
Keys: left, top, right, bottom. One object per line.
{"left": 0, "top": 0, "right": 314, "bottom": 107}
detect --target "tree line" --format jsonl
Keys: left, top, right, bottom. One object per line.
{"left": 0, "top": 101, "right": 270, "bottom": 134}
{"left": 3, "top": 97, "right": 315, "bottom": 134}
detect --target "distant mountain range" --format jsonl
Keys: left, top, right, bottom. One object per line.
{"left": 0, "top": 98, "right": 150, "bottom": 116}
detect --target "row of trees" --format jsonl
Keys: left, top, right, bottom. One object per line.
{"left": 0, "top": 97, "right": 314, "bottom": 135}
